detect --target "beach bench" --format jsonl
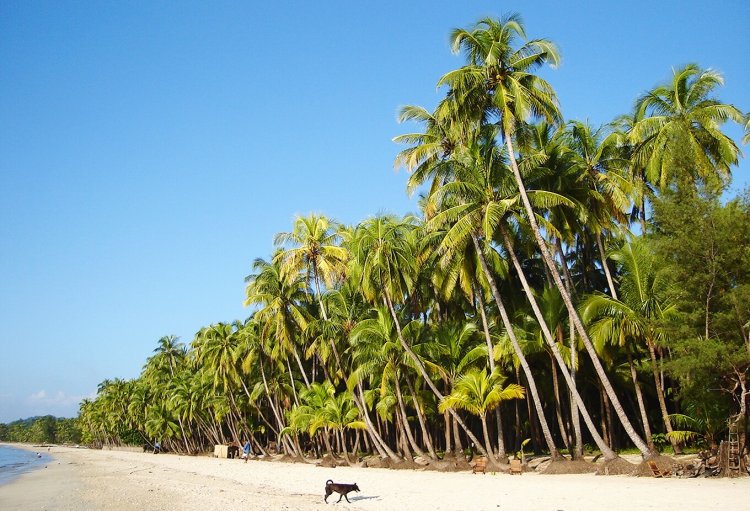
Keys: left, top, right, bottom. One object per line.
{"left": 509, "top": 458, "right": 523, "bottom": 475}
{"left": 472, "top": 456, "right": 487, "bottom": 474}
{"left": 647, "top": 460, "right": 671, "bottom": 478}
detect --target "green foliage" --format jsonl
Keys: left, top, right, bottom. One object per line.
{"left": 651, "top": 187, "right": 750, "bottom": 440}
{"left": 0, "top": 416, "right": 82, "bottom": 444}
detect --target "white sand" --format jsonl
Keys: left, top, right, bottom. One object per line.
{"left": 1, "top": 445, "right": 748, "bottom": 510}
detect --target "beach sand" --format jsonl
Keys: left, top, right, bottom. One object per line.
{"left": 0, "top": 445, "right": 747, "bottom": 510}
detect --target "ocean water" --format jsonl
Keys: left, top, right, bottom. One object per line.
{"left": 0, "top": 445, "right": 51, "bottom": 485}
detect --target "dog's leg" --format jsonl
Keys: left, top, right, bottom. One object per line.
{"left": 337, "top": 493, "right": 344, "bottom": 503}
{"left": 344, "top": 493, "right": 351, "bottom": 503}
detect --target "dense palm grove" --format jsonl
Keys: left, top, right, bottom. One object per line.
{"left": 78, "top": 15, "right": 750, "bottom": 466}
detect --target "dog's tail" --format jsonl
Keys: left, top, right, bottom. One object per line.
{"left": 326, "top": 479, "right": 333, "bottom": 485}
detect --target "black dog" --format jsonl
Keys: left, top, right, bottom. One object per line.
{"left": 324, "top": 479, "right": 360, "bottom": 503}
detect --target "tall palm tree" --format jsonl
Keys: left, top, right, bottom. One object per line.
{"left": 631, "top": 64, "right": 743, "bottom": 190}
{"left": 424, "top": 140, "right": 563, "bottom": 457}
{"left": 442, "top": 14, "right": 652, "bottom": 456}
{"left": 245, "top": 255, "right": 312, "bottom": 388}
{"left": 350, "top": 214, "right": 490, "bottom": 456}
{"left": 582, "top": 240, "right": 680, "bottom": 452}
{"left": 274, "top": 214, "right": 347, "bottom": 322}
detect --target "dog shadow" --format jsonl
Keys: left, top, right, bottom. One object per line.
{"left": 349, "top": 495, "right": 380, "bottom": 502}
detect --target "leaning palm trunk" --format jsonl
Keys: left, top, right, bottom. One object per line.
{"left": 355, "top": 384, "right": 401, "bottom": 460}
{"left": 504, "top": 135, "right": 652, "bottom": 457}
{"left": 569, "top": 329, "right": 583, "bottom": 459}
{"left": 627, "top": 352, "right": 654, "bottom": 448}
{"left": 648, "top": 341, "right": 681, "bottom": 453}
{"left": 596, "top": 232, "right": 618, "bottom": 300}
{"left": 550, "top": 354, "right": 571, "bottom": 452}
{"left": 404, "top": 376, "right": 438, "bottom": 459}
{"left": 480, "top": 413, "right": 499, "bottom": 464}
{"left": 476, "top": 288, "right": 508, "bottom": 460}
{"left": 498, "top": 225, "right": 617, "bottom": 460}
{"left": 471, "top": 235, "right": 559, "bottom": 457}
{"left": 382, "top": 292, "right": 490, "bottom": 458}
{"left": 326, "top": 330, "right": 402, "bottom": 462}
{"left": 395, "top": 376, "right": 426, "bottom": 458}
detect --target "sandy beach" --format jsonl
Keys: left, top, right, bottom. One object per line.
{"left": 0, "top": 445, "right": 747, "bottom": 511}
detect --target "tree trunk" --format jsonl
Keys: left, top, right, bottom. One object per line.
{"left": 476, "top": 286, "right": 508, "bottom": 460}
{"left": 647, "top": 341, "right": 681, "bottom": 453}
{"left": 382, "top": 292, "right": 490, "bottom": 457}
{"left": 395, "top": 376, "right": 426, "bottom": 458}
{"left": 291, "top": 347, "right": 311, "bottom": 389}
{"left": 498, "top": 225, "right": 617, "bottom": 460}
{"left": 550, "top": 353, "right": 571, "bottom": 452}
{"left": 596, "top": 231, "right": 618, "bottom": 300}
{"left": 471, "top": 234, "right": 560, "bottom": 457}
{"left": 627, "top": 352, "right": 654, "bottom": 449}
{"left": 480, "top": 414, "right": 498, "bottom": 464}
{"left": 404, "top": 376, "right": 438, "bottom": 459}
{"left": 504, "top": 133, "right": 652, "bottom": 458}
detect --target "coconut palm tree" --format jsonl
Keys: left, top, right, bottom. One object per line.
{"left": 631, "top": 64, "right": 743, "bottom": 191}
{"left": 245, "top": 255, "right": 312, "bottom": 388}
{"left": 350, "top": 214, "right": 490, "bottom": 456}
{"left": 439, "top": 368, "right": 525, "bottom": 463}
{"left": 274, "top": 214, "right": 347, "bottom": 322}
{"left": 582, "top": 239, "right": 680, "bottom": 452}
{"left": 442, "top": 14, "right": 652, "bottom": 456}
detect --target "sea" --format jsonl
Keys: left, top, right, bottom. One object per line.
{"left": 0, "top": 444, "right": 51, "bottom": 486}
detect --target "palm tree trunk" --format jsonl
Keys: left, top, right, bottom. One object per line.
{"left": 504, "top": 134, "right": 652, "bottom": 458}
{"left": 327, "top": 331, "right": 400, "bottom": 461}
{"left": 596, "top": 232, "right": 618, "bottom": 300}
{"left": 627, "top": 352, "right": 654, "bottom": 449}
{"left": 550, "top": 353, "right": 571, "bottom": 452}
{"left": 356, "top": 384, "right": 400, "bottom": 461}
{"left": 471, "top": 234, "right": 559, "bottom": 457}
{"left": 475, "top": 287, "right": 508, "bottom": 460}
{"left": 647, "top": 341, "right": 681, "bottom": 453}
{"left": 404, "top": 376, "right": 438, "bottom": 459}
{"left": 291, "top": 347, "right": 311, "bottom": 388}
{"left": 382, "top": 292, "right": 490, "bottom": 458}
{"left": 395, "top": 376, "right": 425, "bottom": 458}
{"left": 480, "top": 414, "right": 498, "bottom": 464}
{"left": 499, "top": 225, "right": 617, "bottom": 460}
{"left": 569, "top": 316, "right": 583, "bottom": 459}
{"left": 443, "top": 411, "right": 452, "bottom": 454}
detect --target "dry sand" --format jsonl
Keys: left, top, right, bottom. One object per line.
{"left": 1, "top": 445, "right": 747, "bottom": 510}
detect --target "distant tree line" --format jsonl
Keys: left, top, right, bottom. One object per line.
{"left": 0, "top": 416, "right": 82, "bottom": 445}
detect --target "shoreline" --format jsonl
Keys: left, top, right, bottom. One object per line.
{"left": 0, "top": 445, "right": 747, "bottom": 510}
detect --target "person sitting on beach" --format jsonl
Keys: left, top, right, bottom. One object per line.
{"left": 153, "top": 441, "right": 161, "bottom": 454}
{"left": 242, "top": 440, "right": 251, "bottom": 463}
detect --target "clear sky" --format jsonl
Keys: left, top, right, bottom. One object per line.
{"left": 1, "top": 1, "right": 748, "bottom": 422}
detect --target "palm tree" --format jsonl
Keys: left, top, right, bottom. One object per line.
{"left": 631, "top": 64, "right": 743, "bottom": 191}
{"left": 423, "top": 137, "right": 566, "bottom": 457}
{"left": 582, "top": 240, "right": 680, "bottom": 452}
{"left": 274, "top": 214, "right": 347, "bottom": 322}
{"left": 245, "top": 255, "right": 312, "bottom": 388}
{"left": 439, "top": 368, "right": 524, "bottom": 463}
{"left": 350, "top": 307, "right": 438, "bottom": 459}
{"left": 442, "top": 14, "right": 652, "bottom": 456}
{"left": 350, "top": 214, "right": 490, "bottom": 456}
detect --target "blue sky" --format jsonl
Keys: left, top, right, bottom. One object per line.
{"left": 1, "top": 1, "right": 747, "bottom": 422}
